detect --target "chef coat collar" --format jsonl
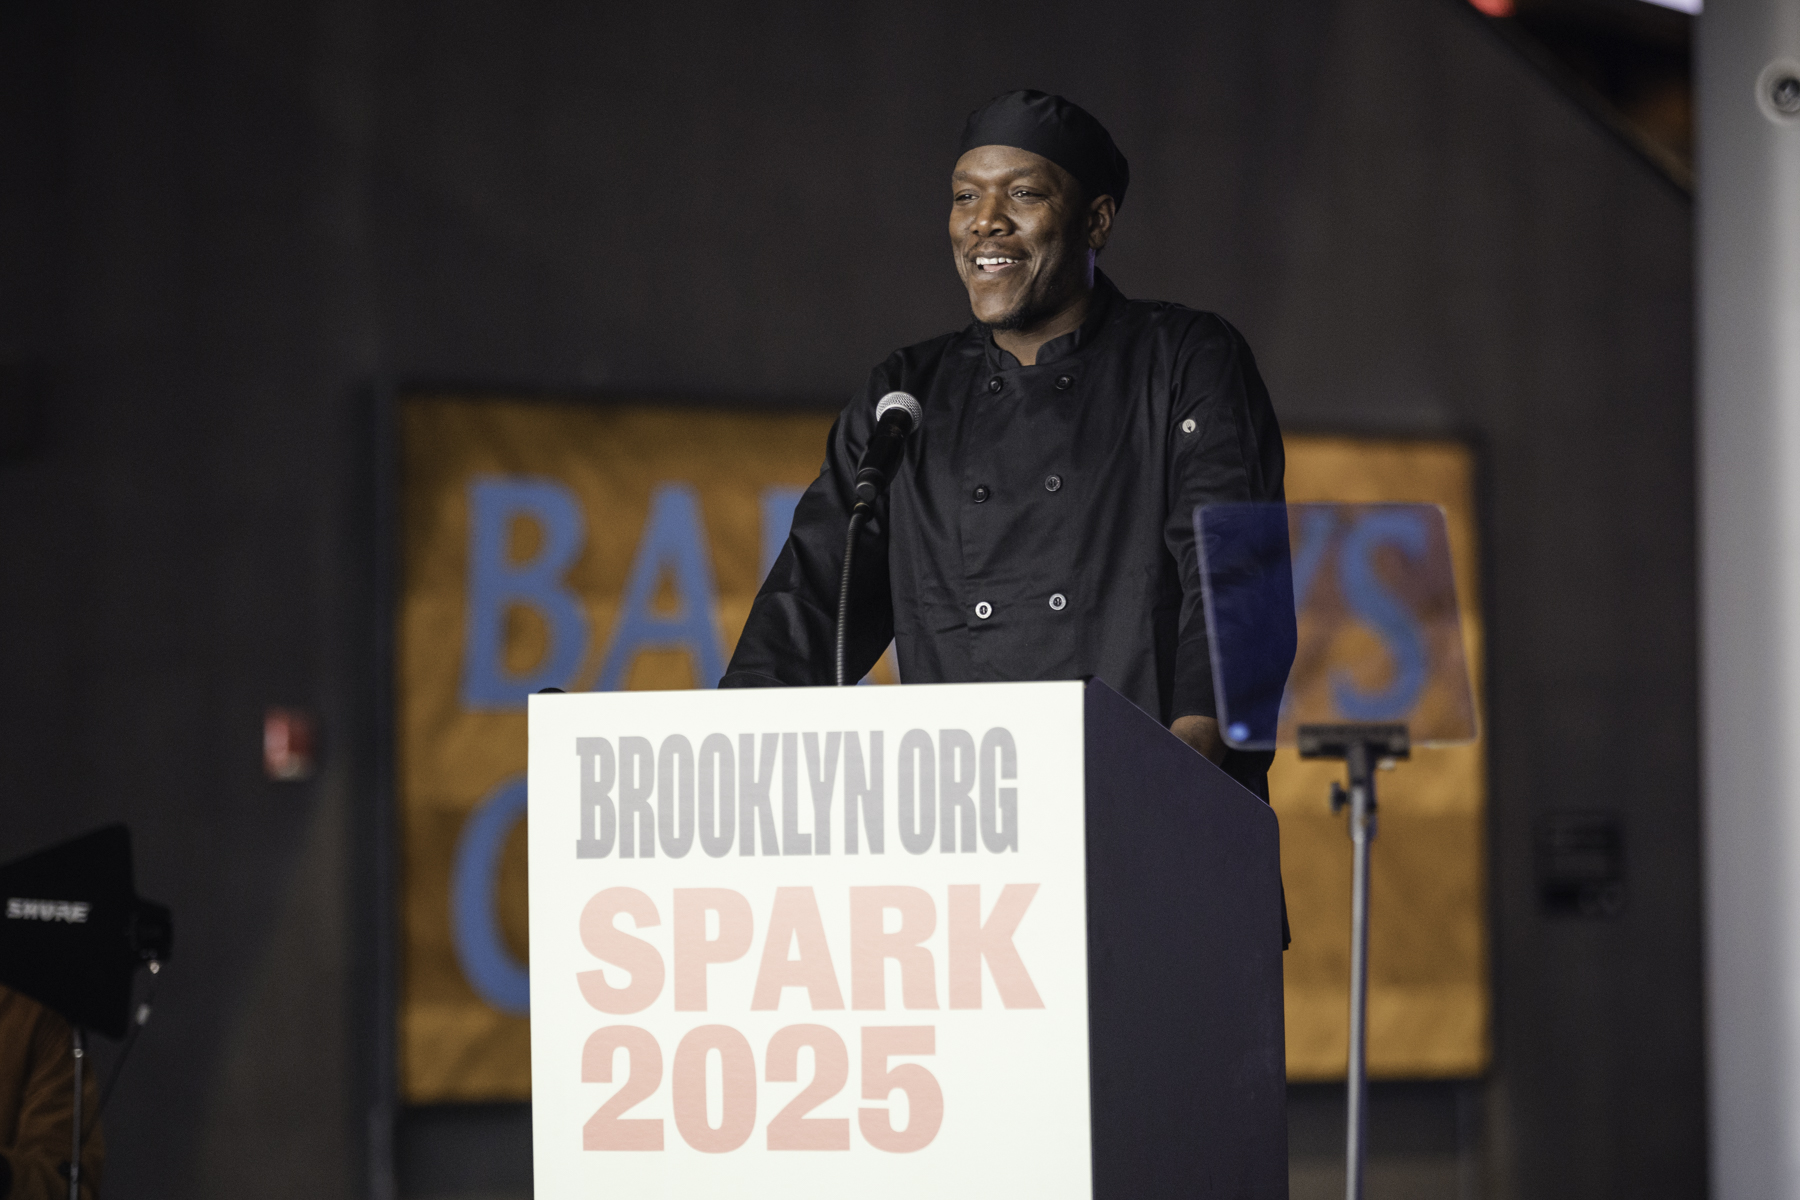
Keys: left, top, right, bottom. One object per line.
{"left": 983, "top": 270, "right": 1124, "bottom": 371}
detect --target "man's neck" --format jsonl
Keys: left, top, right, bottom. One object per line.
{"left": 991, "top": 286, "right": 1094, "bottom": 367}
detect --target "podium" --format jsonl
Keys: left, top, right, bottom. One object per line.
{"left": 527, "top": 678, "right": 1286, "bottom": 1199}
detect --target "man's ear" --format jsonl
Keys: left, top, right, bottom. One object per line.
{"left": 1087, "top": 194, "right": 1117, "bottom": 252}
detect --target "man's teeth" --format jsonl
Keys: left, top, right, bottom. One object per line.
{"left": 976, "top": 256, "right": 1020, "bottom": 270}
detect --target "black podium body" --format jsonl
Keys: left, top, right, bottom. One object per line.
{"left": 1083, "top": 679, "right": 1287, "bottom": 1198}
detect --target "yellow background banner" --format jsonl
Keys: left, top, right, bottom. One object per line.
{"left": 1275, "top": 440, "right": 1489, "bottom": 1080}
{"left": 396, "top": 396, "right": 1487, "bottom": 1101}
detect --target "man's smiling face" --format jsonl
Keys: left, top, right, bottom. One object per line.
{"left": 949, "top": 144, "right": 1109, "bottom": 333}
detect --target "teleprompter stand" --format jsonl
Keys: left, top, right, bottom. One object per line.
{"left": 1199, "top": 501, "right": 1476, "bottom": 1199}
{"left": 1298, "top": 723, "right": 1410, "bottom": 1200}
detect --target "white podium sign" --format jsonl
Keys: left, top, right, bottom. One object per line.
{"left": 527, "top": 681, "right": 1092, "bottom": 1198}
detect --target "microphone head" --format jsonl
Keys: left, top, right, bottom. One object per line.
{"left": 875, "top": 390, "right": 923, "bottom": 432}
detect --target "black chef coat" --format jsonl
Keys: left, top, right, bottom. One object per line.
{"left": 722, "top": 271, "right": 1285, "bottom": 794}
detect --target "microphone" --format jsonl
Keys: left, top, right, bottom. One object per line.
{"left": 853, "top": 391, "right": 923, "bottom": 505}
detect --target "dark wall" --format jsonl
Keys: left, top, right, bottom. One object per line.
{"left": 0, "top": 1, "right": 1698, "bottom": 1197}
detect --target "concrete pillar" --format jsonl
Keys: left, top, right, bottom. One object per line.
{"left": 1699, "top": 2, "right": 1800, "bottom": 1195}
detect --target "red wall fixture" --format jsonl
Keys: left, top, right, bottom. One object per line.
{"left": 263, "top": 708, "right": 318, "bottom": 782}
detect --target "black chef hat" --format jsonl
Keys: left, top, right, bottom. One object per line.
{"left": 957, "top": 90, "right": 1130, "bottom": 210}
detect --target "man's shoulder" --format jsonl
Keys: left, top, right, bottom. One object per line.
{"left": 1112, "top": 294, "right": 1241, "bottom": 347}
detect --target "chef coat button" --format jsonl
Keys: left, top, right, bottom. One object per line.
{"left": 1181, "top": 417, "right": 1197, "bottom": 434}
{"left": 972, "top": 484, "right": 991, "bottom": 503}
{"left": 1048, "top": 592, "right": 1067, "bottom": 611}
{"left": 988, "top": 377, "right": 1003, "bottom": 394}
{"left": 1055, "top": 374, "right": 1074, "bottom": 391}
{"left": 975, "top": 601, "right": 993, "bottom": 620}
{"left": 1044, "top": 474, "right": 1063, "bottom": 492}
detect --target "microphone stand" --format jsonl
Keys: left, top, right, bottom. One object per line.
{"left": 68, "top": 1028, "right": 83, "bottom": 1200}
{"left": 836, "top": 501, "right": 872, "bottom": 687}
{"left": 63, "top": 956, "right": 162, "bottom": 1199}
{"left": 836, "top": 390, "right": 919, "bottom": 688}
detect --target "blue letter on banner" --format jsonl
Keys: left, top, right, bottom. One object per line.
{"left": 597, "top": 483, "right": 726, "bottom": 690}
{"left": 1332, "top": 510, "right": 1429, "bottom": 720}
{"left": 450, "top": 776, "right": 529, "bottom": 1014}
{"left": 460, "top": 476, "right": 590, "bottom": 709}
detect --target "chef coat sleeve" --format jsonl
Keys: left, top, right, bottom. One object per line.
{"left": 720, "top": 368, "right": 896, "bottom": 688}
{"left": 1164, "top": 315, "right": 1287, "bottom": 723}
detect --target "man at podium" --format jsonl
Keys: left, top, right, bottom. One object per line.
{"left": 724, "top": 89, "right": 1285, "bottom": 798}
